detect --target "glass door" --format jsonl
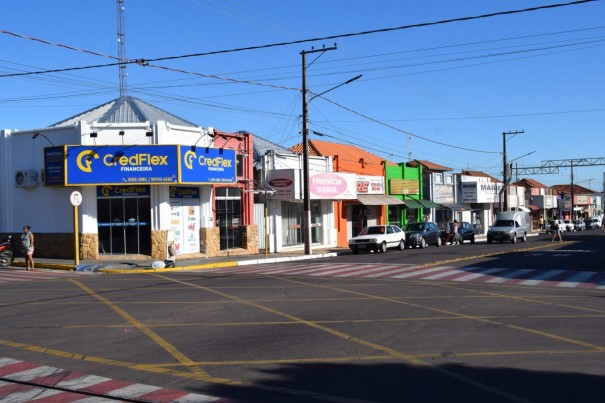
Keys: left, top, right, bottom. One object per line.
{"left": 97, "top": 197, "right": 151, "bottom": 255}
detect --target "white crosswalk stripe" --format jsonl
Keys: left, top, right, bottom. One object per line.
{"left": 203, "top": 262, "right": 604, "bottom": 290}
{"left": 0, "top": 269, "right": 87, "bottom": 284}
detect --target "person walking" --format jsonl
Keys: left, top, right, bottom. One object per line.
{"left": 551, "top": 219, "right": 562, "bottom": 242}
{"left": 451, "top": 220, "right": 461, "bottom": 245}
{"left": 20, "top": 225, "right": 35, "bottom": 271}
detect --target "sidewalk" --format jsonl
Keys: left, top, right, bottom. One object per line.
{"left": 11, "top": 232, "right": 539, "bottom": 274}
{"left": 9, "top": 248, "right": 349, "bottom": 274}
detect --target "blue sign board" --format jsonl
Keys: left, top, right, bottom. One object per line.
{"left": 179, "top": 146, "right": 236, "bottom": 184}
{"left": 97, "top": 185, "right": 151, "bottom": 197}
{"left": 169, "top": 186, "right": 200, "bottom": 199}
{"left": 66, "top": 145, "right": 178, "bottom": 185}
{"left": 44, "top": 146, "right": 66, "bottom": 186}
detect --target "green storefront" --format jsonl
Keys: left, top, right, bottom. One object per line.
{"left": 385, "top": 163, "right": 434, "bottom": 226}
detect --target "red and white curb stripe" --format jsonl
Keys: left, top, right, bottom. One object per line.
{"left": 0, "top": 358, "right": 232, "bottom": 402}
{"left": 201, "top": 262, "right": 605, "bottom": 289}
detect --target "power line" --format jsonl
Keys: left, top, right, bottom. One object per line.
{"left": 0, "top": 0, "right": 596, "bottom": 79}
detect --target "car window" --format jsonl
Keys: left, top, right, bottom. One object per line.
{"left": 387, "top": 226, "right": 394, "bottom": 234}
{"left": 406, "top": 223, "right": 422, "bottom": 231}
{"left": 392, "top": 226, "right": 401, "bottom": 233}
{"left": 367, "top": 226, "right": 385, "bottom": 235}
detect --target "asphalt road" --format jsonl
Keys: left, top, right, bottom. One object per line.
{"left": 1, "top": 230, "right": 604, "bottom": 402}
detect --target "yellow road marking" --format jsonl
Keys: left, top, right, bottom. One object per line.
{"left": 153, "top": 274, "right": 535, "bottom": 403}
{"left": 70, "top": 279, "right": 212, "bottom": 380}
{"left": 279, "top": 276, "right": 605, "bottom": 352}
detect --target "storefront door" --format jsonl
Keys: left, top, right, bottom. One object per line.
{"left": 97, "top": 187, "right": 151, "bottom": 255}
{"left": 216, "top": 187, "right": 242, "bottom": 250}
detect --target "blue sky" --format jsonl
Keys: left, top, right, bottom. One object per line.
{"left": 1, "top": 0, "right": 604, "bottom": 189}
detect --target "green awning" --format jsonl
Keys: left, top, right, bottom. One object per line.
{"left": 417, "top": 199, "right": 438, "bottom": 208}
{"left": 403, "top": 199, "right": 424, "bottom": 209}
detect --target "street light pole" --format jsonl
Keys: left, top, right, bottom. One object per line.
{"left": 300, "top": 46, "right": 336, "bottom": 255}
{"left": 501, "top": 130, "right": 524, "bottom": 211}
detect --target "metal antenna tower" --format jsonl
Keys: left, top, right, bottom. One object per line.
{"left": 117, "top": 0, "right": 127, "bottom": 96}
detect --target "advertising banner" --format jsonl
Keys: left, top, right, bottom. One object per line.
{"left": 66, "top": 145, "right": 178, "bottom": 185}
{"left": 309, "top": 172, "right": 356, "bottom": 200}
{"left": 62, "top": 145, "right": 236, "bottom": 186}
{"left": 267, "top": 169, "right": 299, "bottom": 199}
{"left": 179, "top": 146, "right": 236, "bottom": 184}
{"left": 43, "top": 146, "right": 66, "bottom": 186}
{"left": 356, "top": 175, "right": 385, "bottom": 194}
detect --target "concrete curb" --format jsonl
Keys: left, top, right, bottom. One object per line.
{"left": 11, "top": 261, "right": 75, "bottom": 271}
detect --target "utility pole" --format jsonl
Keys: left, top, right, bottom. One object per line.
{"left": 501, "top": 130, "right": 524, "bottom": 211}
{"left": 301, "top": 45, "right": 336, "bottom": 255}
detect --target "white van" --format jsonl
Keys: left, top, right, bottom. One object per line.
{"left": 487, "top": 211, "right": 529, "bottom": 244}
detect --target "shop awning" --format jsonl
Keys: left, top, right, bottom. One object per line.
{"left": 529, "top": 205, "right": 540, "bottom": 211}
{"left": 416, "top": 199, "right": 439, "bottom": 208}
{"left": 402, "top": 199, "right": 424, "bottom": 209}
{"left": 356, "top": 194, "right": 405, "bottom": 205}
{"left": 438, "top": 202, "right": 472, "bottom": 211}
{"left": 516, "top": 206, "right": 531, "bottom": 212}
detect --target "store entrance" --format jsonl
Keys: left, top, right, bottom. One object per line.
{"left": 97, "top": 197, "right": 151, "bottom": 255}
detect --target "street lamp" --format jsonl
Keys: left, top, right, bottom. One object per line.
{"left": 301, "top": 46, "right": 361, "bottom": 255}
{"left": 32, "top": 131, "right": 55, "bottom": 146}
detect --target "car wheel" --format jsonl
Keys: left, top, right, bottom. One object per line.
{"left": 398, "top": 239, "right": 405, "bottom": 251}
{"left": 436, "top": 236, "right": 442, "bottom": 247}
{"left": 419, "top": 237, "right": 426, "bottom": 249}
{"left": 352, "top": 248, "right": 359, "bottom": 254}
{"left": 487, "top": 238, "right": 492, "bottom": 244}
{"left": 470, "top": 235, "right": 475, "bottom": 244}
{"left": 511, "top": 235, "right": 516, "bottom": 244}
{"left": 379, "top": 242, "right": 387, "bottom": 253}
{"left": 522, "top": 233, "right": 527, "bottom": 242}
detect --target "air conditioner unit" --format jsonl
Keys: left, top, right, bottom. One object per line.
{"left": 15, "top": 170, "right": 39, "bottom": 188}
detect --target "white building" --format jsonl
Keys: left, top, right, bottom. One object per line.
{"left": 0, "top": 96, "right": 242, "bottom": 260}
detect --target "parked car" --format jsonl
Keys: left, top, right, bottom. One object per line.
{"left": 585, "top": 218, "right": 601, "bottom": 230}
{"left": 563, "top": 220, "right": 574, "bottom": 232}
{"left": 573, "top": 219, "right": 586, "bottom": 231}
{"left": 404, "top": 222, "right": 442, "bottom": 249}
{"left": 458, "top": 221, "right": 476, "bottom": 244}
{"left": 348, "top": 225, "right": 406, "bottom": 254}
{"left": 546, "top": 220, "right": 566, "bottom": 234}
{"left": 441, "top": 221, "right": 475, "bottom": 244}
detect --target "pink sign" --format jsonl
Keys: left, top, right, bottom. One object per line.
{"left": 309, "top": 172, "right": 356, "bottom": 199}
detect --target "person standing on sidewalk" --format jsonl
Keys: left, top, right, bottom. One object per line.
{"left": 20, "top": 225, "right": 35, "bottom": 271}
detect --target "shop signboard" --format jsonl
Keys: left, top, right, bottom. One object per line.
{"left": 97, "top": 185, "right": 151, "bottom": 197}
{"left": 356, "top": 175, "right": 384, "bottom": 194}
{"left": 461, "top": 181, "right": 502, "bottom": 203}
{"left": 309, "top": 172, "right": 356, "bottom": 200}
{"left": 267, "top": 169, "right": 299, "bottom": 199}
{"left": 179, "top": 146, "right": 236, "bottom": 184}
{"left": 43, "top": 146, "right": 66, "bottom": 186}
{"left": 66, "top": 145, "right": 178, "bottom": 185}
{"left": 169, "top": 186, "right": 200, "bottom": 199}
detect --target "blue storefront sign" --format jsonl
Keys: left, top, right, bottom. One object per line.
{"left": 44, "top": 146, "right": 66, "bottom": 186}
{"left": 97, "top": 185, "right": 151, "bottom": 197}
{"left": 53, "top": 145, "right": 237, "bottom": 186}
{"left": 66, "top": 145, "right": 179, "bottom": 185}
{"left": 169, "top": 186, "right": 200, "bottom": 199}
{"left": 179, "top": 146, "right": 236, "bottom": 184}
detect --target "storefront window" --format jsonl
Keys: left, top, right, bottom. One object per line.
{"left": 282, "top": 201, "right": 302, "bottom": 246}
{"left": 388, "top": 205, "right": 402, "bottom": 226}
{"left": 215, "top": 187, "right": 242, "bottom": 250}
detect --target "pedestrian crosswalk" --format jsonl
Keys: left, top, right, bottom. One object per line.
{"left": 203, "top": 262, "right": 605, "bottom": 290}
{"left": 0, "top": 268, "right": 90, "bottom": 284}
{"left": 0, "top": 357, "right": 230, "bottom": 402}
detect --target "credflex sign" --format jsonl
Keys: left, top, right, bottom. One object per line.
{"left": 63, "top": 145, "right": 236, "bottom": 186}
{"left": 66, "top": 145, "right": 177, "bottom": 185}
{"left": 179, "top": 146, "right": 236, "bottom": 184}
